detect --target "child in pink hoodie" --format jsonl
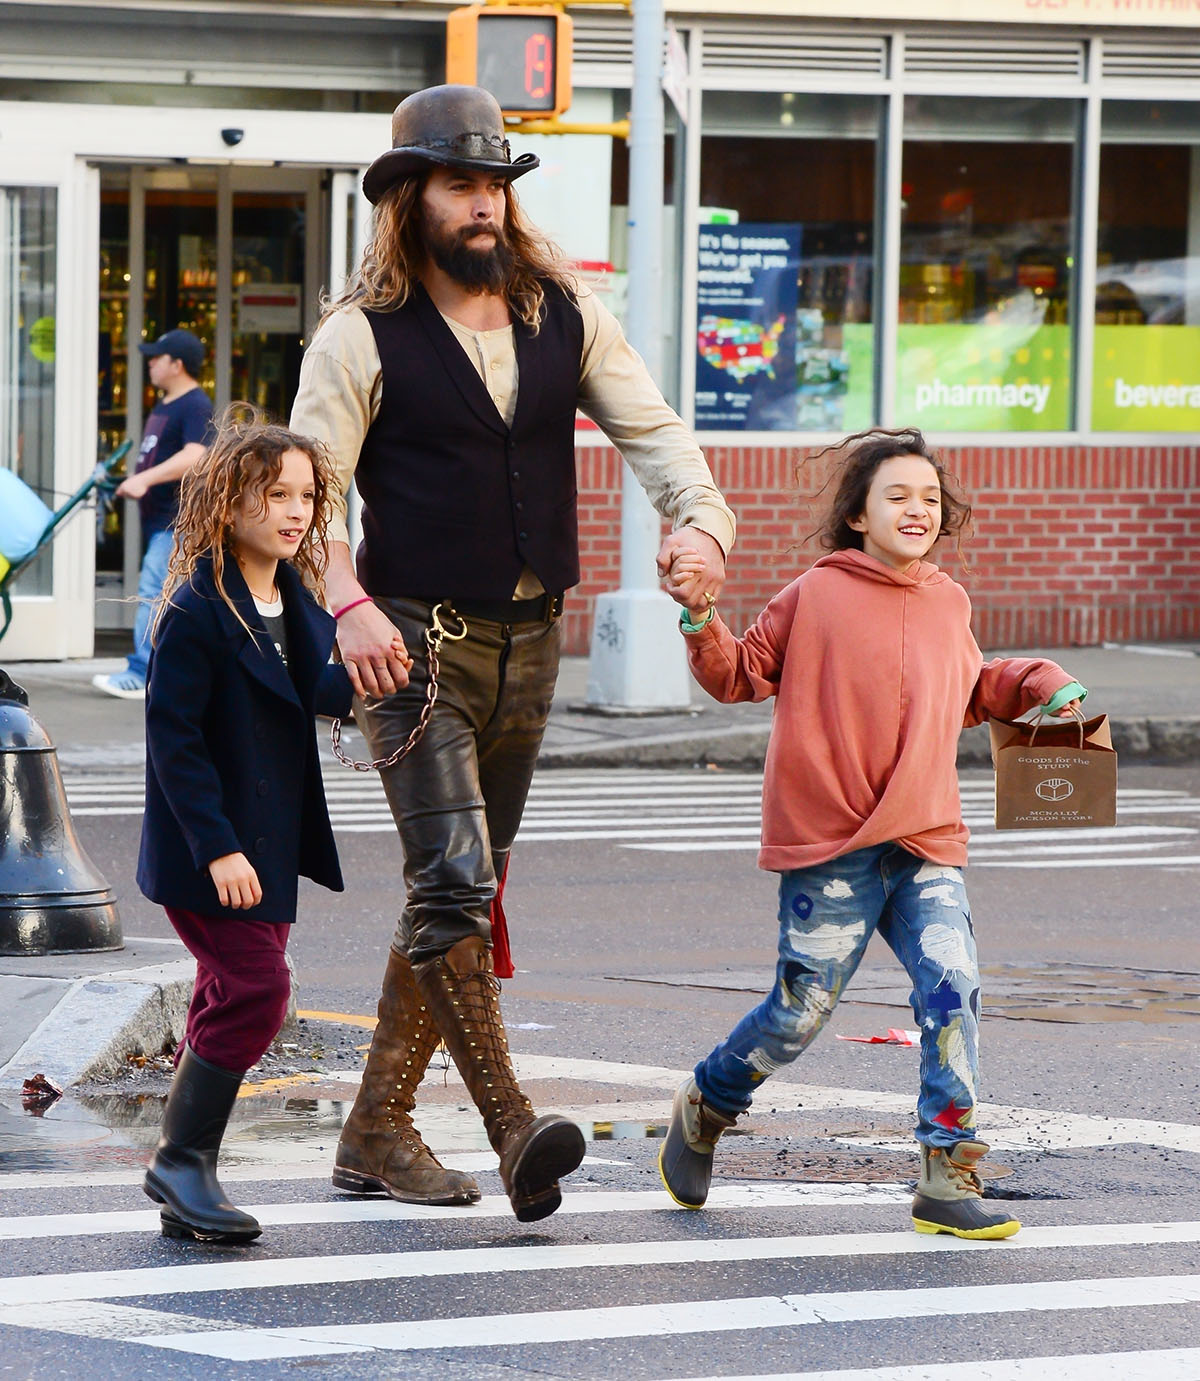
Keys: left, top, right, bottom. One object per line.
{"left": 659, "top": 427, "right": 1086, "bottom": 1241}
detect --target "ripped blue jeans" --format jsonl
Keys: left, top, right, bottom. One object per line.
{"left": 694, "top": 842, "right": 981, "bottom": 1150}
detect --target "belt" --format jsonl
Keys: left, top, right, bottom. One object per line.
{"left": 446, "top": 592, "right": 564, "bottom": 624}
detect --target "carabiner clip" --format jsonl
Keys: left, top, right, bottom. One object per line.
{"left": 430, "top": 600, "right": 468, "bottom": 643}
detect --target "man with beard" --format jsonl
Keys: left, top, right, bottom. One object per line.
{"left": 290, "top": 84, "right": 734, "bottom": 1222}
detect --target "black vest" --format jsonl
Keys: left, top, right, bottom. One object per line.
{"left": 356, "top": 281, "right": 584, "bottom": 600}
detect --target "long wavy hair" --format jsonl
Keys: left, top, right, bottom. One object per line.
{"left": 804, "top": 427, "right": 973, "bottom": 564}
{"left": 322, "top": 172, "right": 576, "bottom": 331}
{"left": 151, "top": 407, "right": 335, "bottom": 644}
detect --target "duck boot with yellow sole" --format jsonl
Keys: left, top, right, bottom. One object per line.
{"left": 911, "top": 1139, "right": 1020, "bottom": 1240}
{"left": 333, "top": 946, "right": 481, "bottom": 1206}
{"left": 658, "top": 1075, "right": 739, "bottom": 1209}
{"left": 413, "top": 936, "right": 585, "bottom": 1223}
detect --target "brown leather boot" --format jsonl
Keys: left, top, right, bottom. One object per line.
{"left": 413, "top": 936, "right": 585, "bottom": 1223}
{"left": 333, "top": 946, "right": 480, "bottom": 1205}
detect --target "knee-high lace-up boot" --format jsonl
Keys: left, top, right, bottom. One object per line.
{"left": 333, "top": 946, "right": 481, "bottom": 1205}
{"left": 413, "top": 936, "right": 585, "bottom": 1222}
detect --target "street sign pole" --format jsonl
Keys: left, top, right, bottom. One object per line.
{"left": 585, "top": 0, "right": 692, "bottom": 710}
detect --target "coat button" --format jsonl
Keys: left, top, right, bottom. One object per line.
{"left": 256, "top": 780, "right": 269, "bottom": 797}
{"left": 253, "top": 838, "right": 267, "bottom": 855}
{"left": 511, "top": 470, "right": 520, "bottom": 480}
{"left": 518, "top": 531, "right": 528, "bottom": 541}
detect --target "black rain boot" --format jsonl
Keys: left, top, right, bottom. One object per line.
{"left": 143, "top": 1045, "right": 261, "bottom": 1244}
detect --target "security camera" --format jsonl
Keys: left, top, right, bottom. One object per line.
{"left": 220, "top": 128, "right": 245, "bottom": 147}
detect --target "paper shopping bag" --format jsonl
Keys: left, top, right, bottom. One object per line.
{"left": 989, "top": 711, "right": 1117, "bottom": 830}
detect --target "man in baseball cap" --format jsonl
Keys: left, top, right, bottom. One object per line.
{"left": 94, "top": 326, "right": 212, "bottom": 699}
{"left": 138, "top": 328, "right": 206, "bottom": 378}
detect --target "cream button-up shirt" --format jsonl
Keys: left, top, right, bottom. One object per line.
{"left": 291, "top": 282, "right": 735, "bottom": 598}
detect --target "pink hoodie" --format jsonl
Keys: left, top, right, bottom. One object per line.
{"left": 685, "top": 549, "right": 1075, "bottom": 871}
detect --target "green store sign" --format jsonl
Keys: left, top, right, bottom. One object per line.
{"left": 894, "top": 324, "right": 1071, "bottom": 431}
{"left": 1092, "top": 326, "right": 1200, "bottom": 432}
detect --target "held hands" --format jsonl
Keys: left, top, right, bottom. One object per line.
{"left": 208, "top": 852, "right": 263, "bottom": 910}
{"left": 336, "top": 602, "right": 414, "bottom": 699}
{"left": 657, "top": 528, "right": 725, "bottom": 612}
{"left": 668, "top": 549, "right": 714, "bottom": 623}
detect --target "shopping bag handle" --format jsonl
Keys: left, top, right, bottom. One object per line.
{"left": 1027, "top": 703, "right": 1086, "bottom": 748}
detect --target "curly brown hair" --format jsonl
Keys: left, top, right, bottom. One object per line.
{"left": 322, "top": 172, "right": 576, "bottom": 331}
{"left": 804, "top": 427, "right": 972, "bottom": 563}
{"left": 151, "top": 407, "right": 335, "bottom": 644}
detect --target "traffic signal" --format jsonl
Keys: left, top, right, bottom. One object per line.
{"left": 446, "top": 5, "right": 573, "bottom": 120}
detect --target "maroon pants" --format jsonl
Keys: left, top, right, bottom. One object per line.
{"left": 165, "top": 907, "right": 292, "bottom": 1074}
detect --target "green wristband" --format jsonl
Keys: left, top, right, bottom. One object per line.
{"left": 679, "top": 604, "right": 715, "bottom": 634}
{"left": 1041, "top": 680, "right": 1087, "bottom": 715}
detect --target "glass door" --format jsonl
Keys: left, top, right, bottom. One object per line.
{"left": 96, "top": 165, "right": 322, "bottom": 628}
{"left": 232, "top": 189, "right": 308, "bottom": 417}
{"left": 1, "top": 185, "right": 57, "bottom": 596}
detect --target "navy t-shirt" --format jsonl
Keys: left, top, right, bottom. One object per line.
{"left": 136, "top": 387, "right": 214, "bottom": 536}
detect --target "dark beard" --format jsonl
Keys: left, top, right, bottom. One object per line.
{"left": 427, "top": 222, "right": 514, "bottom": 295}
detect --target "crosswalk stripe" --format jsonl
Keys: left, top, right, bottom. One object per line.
{"left": 0, "top": 1185, "right": 912, "bottom": 1241}
{"left": 0, "top": 1221, "right": 1195, "bottom": 1308}
{"left": 128, "top": 1273, "right": 1200, "bottom": 1360}
{"left": 673, "top": 1349, "right": 1200, "bottom": 1381}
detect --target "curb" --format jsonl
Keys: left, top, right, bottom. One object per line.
{"left": 0, "top": 957, "right": 304, "bottom": 1091}
{"left": 537, "top": 715, "right": 1200, "bottom": 771}
{"left": 0, "top": 961, "right": 194, "bottom": 1090}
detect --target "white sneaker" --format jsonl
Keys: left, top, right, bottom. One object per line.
{"left": 92, "top": 671, "right": 146, "bottom": 701}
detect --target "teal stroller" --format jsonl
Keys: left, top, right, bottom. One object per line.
{"left": 0, "top": 440, "right": 131, "bottom": 643}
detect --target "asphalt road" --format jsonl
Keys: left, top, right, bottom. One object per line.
{"left": 0, "top": 764, "right": 1197, "bottom": 1377}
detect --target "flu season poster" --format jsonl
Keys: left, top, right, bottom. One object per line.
{"left": 695, "top": 223, "right": 801, "bottom": 430}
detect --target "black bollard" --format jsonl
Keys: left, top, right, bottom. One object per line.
{"left": 0, "top": 668, "right": 122, "bottom": 955}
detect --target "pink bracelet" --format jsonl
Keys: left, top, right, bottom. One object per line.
{"left": 332, "top": 596, "right": 373, "bottom": 620}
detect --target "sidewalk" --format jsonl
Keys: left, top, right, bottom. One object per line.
{"left": 0, "top": 638, "right": 1197, "bottom": 1091}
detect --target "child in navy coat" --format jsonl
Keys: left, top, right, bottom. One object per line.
{"left": 137, "top": 413, "right": 359, "bottom": 1244}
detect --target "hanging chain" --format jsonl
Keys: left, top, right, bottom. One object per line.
{"left": 329, "top": 601, "right": 468, "bottom": 773}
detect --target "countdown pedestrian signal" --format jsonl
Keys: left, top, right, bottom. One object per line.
{"left": 446, "top": 5, "right": 573, "bottom": 119}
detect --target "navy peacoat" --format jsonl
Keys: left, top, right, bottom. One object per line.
{"left": 136, "top": 554, "right": 354, "bottom": 925}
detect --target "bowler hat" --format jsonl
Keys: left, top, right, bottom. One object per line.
{"left": 139, "top": 328, "right": 205, "bottom": 377}
{"left": 362, "top": 85, "right": 539, "bottom": 205}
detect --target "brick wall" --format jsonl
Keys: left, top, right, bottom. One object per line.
{"left": 563, "top": 441, "right": 1200, "bottom": 656}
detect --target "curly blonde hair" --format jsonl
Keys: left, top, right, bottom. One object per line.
{"left": 323, "top": 173, "right": 576, "bottom": 331}
{"left": 151, "top": 407, "right": 335, "bottom": 644}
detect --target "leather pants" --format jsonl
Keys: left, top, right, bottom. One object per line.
{"left": 356, "top": 597, "right": 561, "bottom": 965}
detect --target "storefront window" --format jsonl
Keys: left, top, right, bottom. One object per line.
{"left": 1093, "top": 101, "right": 1200, "bottom": 432}
{"left": 695, "top": 91, "right": 879, "bottom": 432}
{"left": 900, "top": 97, "right": 1078, "bottom": 432}
{"left": 0, "top": 186, "right": 56, "bottom": 594}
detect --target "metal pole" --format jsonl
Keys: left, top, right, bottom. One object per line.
{"left": 585, "top": 0, "right": 691, "bottom": 710}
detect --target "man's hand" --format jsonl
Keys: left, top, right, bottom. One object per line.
{"left": 657, "top": 528, "right": 726, "bottom": 609}
{"left": 208, "top": 852, "right": 263, "bottom": 910}
{"left": 336, "top": 601, "right": 414, "bottom": 699}
{"left": 115, "top": 472, "right": 150, "bottom": 501}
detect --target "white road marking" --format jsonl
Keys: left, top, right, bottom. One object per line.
{"left": 0, "top": 1185, "right": 913, "bottom": 1241}
{"left": 673, "top": 1348, "right": 1200, "bottom": 1381}
{"left": 0, "top": 1221, "right": 1196, "bottom": 1308}
{"left": 502, "top": 1055, "right": 1200, "bottom": 1155}
{"left": 131, "top": 1274, "right": 1200, "bottom": 1360}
